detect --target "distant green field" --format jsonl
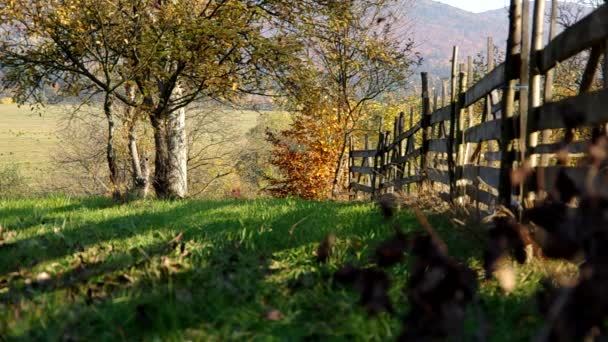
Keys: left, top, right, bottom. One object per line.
{"left": 0, "top": 104, "right": 63, "bottom": 175}
{"left": 0, "top": 103, "right": 280, "bottom": 193}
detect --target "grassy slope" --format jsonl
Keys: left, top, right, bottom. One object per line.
{"left": 0, "top": 197, "right": 565, "bottom": 341}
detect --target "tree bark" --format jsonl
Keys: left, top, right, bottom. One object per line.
{"left": 331, "top": 131, "right": 350, "bottom": 197}
{"left": 125, "top": 84, "right": 149, "bottom": 197}
{"left": 149, "top": 103, "right": 188, "bottom": 198}
{"left": 167, "top": 85, "right": 188, "bottom": 198}
{"left": 127, "top": 118, "right": 150, "bottom": 197}
{"left": 103, "top": 94, "right": 120, "bottom": 199}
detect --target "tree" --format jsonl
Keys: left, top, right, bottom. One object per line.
{"left": 268, "top": 0, "right": 420, "bottom": 197}
{"left": 553, "top": 0, "right": 606, "bottom": 99}
{"left": 0, "top": 0, "right": 294, "bottom": 198}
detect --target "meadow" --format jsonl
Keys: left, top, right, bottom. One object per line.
{"left": 0, "top": 104, "right": 62, "bottom": 176}
{"left": 0, "top": 103, "right": 283, "bottom": 197}
{"left": 0, "top": 196, "right": 572, "bottom": 341}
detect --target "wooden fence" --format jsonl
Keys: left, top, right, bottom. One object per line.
{"left": 348, "top": 0, "right": 608, "bottom": 213}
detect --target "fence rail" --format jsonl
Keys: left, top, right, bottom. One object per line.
{"left": 348, "top": 0, "right": 608, "bottom": 214}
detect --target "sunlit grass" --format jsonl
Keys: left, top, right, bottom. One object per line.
{"left": 0, "top": 196, "right": 571, "bottom": 340}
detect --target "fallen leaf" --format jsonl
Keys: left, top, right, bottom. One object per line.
{"left": 495, "top": 265, "right": 516, "bottom": 293}
{"left": 35, "top": 272, "right": 51, "bottom": 283}
{"left": 265, "top": 309, "right": 283, "bottom": 321}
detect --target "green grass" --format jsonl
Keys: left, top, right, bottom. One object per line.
{"left": 0, "top": 197, "right": 568, "bottom": 341}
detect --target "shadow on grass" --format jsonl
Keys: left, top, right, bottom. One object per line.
{"left": 1, "top": 199, "right": 541, "bottom": 341}
{"left": 2, "top": 200, "right": 395, "bottom": 340}
{"left": 0, "top": 197, "right": 114, "bottom": 228}
{"left": 1, "top": 199, "right": 344, "bottom": 277}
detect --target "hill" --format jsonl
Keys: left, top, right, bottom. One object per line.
{"left": 406, "top": 0, "right": 508, "bottom": 78}
{"left": 402, "top": 0, "right": 592, "bottom": 80}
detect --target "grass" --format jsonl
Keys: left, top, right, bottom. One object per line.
{"left": 0, "top": 104, "right": 62, "bottom": 175}
{"left": 0, "top": 197, "right": 571, "bottom": 341}
{"left": 0, "top": 103, "right": 273, "bottom": 172}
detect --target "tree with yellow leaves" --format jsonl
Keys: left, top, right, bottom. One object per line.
{"left": 267, "top": 0, "right": 420, "bottom": 198}
{"left": 0, "top": 0, "right": 299, "bottom": 198}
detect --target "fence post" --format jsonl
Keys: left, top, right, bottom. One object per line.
{"left": 456, "top": 67, "right": 468, "bottom": 202}
{"left": 498, "top": 0, "right": 522, "bottom": 206}
{"left": 524, "top": 0, "right": 546, "bottom": 205}
{"left": 348, "top": 136, "right": 354, "bottom": 200}
{"left": 420, "top": 72, "right": 431, "bottom": 192}
{"left": 408, "top": 107, "right": 414, "bottom": 194}
{"left": 540, "top": 0, "right": 560, "bottom": 166}
{"left": 363, "top": 134, "right": 371, "bottom": 198}
{"left": 516, "top": 0, "right": 531, "bottom": 208}
{"left": 396, "top": 112, "right": 405, "bottom": 191}
{"left": 384, "top": 130, "right": 391, "bottom": 193}
{"left": 448, "top": 46, "right": 459, "bottom": 201}
{"left": 372, "top": 119, "right": 383, "bottom": 198}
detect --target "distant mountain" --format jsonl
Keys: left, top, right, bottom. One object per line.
{"left": 405, "top": 0, "right": 508, "bottom": 78}
{"left": 401, "top": 0, "right": 592, "bottom": 82}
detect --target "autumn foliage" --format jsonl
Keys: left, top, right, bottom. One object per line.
{"left": 266, "top": 110, "right": 343, "bottom": 200}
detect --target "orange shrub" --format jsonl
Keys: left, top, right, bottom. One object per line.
{"left": 266, "top": 110, "right": 343, "bottom": 200}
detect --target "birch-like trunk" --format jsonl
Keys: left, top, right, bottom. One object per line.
{"left": 150, "top": 85, "right": 188, "bottom": 199}
{"left": 167, "top": 94, "right": 188, "bottom": 197}
{"left": 125, "top": 84, "right": 150, "bottom": 197}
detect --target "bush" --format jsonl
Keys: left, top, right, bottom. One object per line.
{"left": 0, "top": 163, "right": 28, "bottom": 198}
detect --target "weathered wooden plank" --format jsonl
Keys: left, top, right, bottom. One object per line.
{"left": 463, "top": 184, "right": 498, "bottom": 207}
{"left": 350, "top": 166, "right": 375, "bottom": 175}
{"left": 536, "top": 166, "right": 588, "bottom": 192}
{"left": 427, "top": 168, "right": 450, "bottom": 185}
{"left": 430, "top": 106, "right": 451, "bottom": 124}
{"left": 429, "top": 138, "right": 450, "bottom": 153}
{"left": 460, "top": 166, "right": 501, "bottom": 189}
{"left": 396, "top": 175, "right": 422, "bottom": 187}
{"left": 538, "top": 4, "right": 608, "bottom": 74}
{"left": 394, "top": 147, "right": 422, "bottom": 164}
{"left": 349, "top": 182, "right": 374, "bottom": 193}
{"left": 464, "top": 63, "right": 506, "bottom": 107}
{"left": 483, "top": 151, "right": 502, "bottom": 162}
{"left": 464, "top": 119, "right": 502, "bottom": 143}
{"left": 391, "top": 122, "right": 421, "bottom": 150}
{"left": 431, "top": 158, "right": 449, "bottom": 167}
{"left": 530, "top": 88, "right": 608, "bottom": 131}
{"left": 463, "top": 116, "right": 520, "bottom": 143}
{"left": 383, "top": 175, "right": 423, "bottom": 189}
{"left": 530, "top": 141, "right": 588, "bottom": 155}
{"left": 350, "top": 150, "right": 377, "bottom": 158}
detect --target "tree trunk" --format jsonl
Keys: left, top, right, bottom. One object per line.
{"left": 167, "top": 95, "right": 188, "bottom": 197}
{"left": 127, "top": 118, "right": 150, "bottom": 197}
{"left": 103, "top": 94, "right": 120, "bottom": 199}
{"left": 150, "top": 107, "right": 188, "bottom": 199}
{"left": 125, "top": 84, "right": 150, "bottom": 197}
{"left": 331, "top": 131, "right": 350, "bottom": 197}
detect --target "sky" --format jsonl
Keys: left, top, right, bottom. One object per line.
{"left": 434, "top": 0, "right": 511, "bottom": 13}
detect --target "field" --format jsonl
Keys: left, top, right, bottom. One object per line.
{"left": 0, "top": 196, "right": 573, "bottom": 341}
{"left": 0, "top": 103, "right": 281, "bottom": 196}
{"left": 0, "top": 104, "right": 63, "bottom": 176}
